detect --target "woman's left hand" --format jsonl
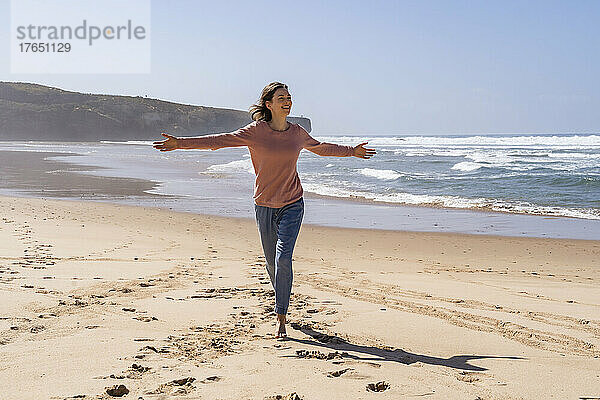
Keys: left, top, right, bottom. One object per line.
{"left": 353, "top": 142, "right": 376, "bottom": 159}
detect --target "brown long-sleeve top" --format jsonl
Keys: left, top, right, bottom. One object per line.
{"left": 178, "top": 120, "right": 355, "bottom": 208}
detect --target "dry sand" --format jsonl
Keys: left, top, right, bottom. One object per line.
{"left": 0, "top": 195, "right": 598, "bottom": 399}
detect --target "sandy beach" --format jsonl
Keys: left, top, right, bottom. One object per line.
{"left": 2, "top": 0, "right": 599, "bottom": 398}
{"left": 0, "top": 194, "right": 598, "bottom": 399}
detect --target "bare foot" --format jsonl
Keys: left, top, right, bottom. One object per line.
{"left": 276, "top": 313, "right": 287, "bottom": 338}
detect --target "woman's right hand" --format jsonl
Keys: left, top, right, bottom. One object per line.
{"left": 153, "top": 133, "right": 179, "bottom": 151}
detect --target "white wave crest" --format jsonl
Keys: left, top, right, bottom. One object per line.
{"left": 204, "top": 159, "right": 254, "bottom": 175}
{"left": 100, "top": 140, "right": 155, "bottom": 145}
{"left": 548, "top": 152, "right": 600, "bottom": 159}
{"left": 359, "top": 168, "right": 402, "bottom": 180}
{"left": 301, "top": 183, "right": 600, "bottom": 220}
{"left": 451, "top": 162, "right": 484, "bottom": 172}
{"left": 315, "top": 134, "right": 600, "bottom": 148}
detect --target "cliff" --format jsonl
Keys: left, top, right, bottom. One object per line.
{"left": 0, "top": 82, "right": 312, "bottom": 141}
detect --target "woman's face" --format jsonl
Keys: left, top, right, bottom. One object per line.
{"left": 266, "top": 88, "right": 292, "bottom": 118}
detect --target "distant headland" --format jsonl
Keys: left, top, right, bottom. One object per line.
{"left": 0, "top": 82, "right": 311, "bottom": 141}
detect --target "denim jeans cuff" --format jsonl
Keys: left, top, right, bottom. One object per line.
{"left": 275, "top": 306, "right": 287, "bottom": 315}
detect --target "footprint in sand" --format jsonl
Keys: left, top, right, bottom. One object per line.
{"left": 456, "top": 371, "right": 485, "bottom": 383}
{"left": 29, "top": 325, "right": 45, "bottom": 333}
{"left": 145, "top": 377, "right": 196, "bottom": 396}
{"left": 366, "top": 381, "right": 390, "bottom": 392}
{"left": 105, "top": 384, "right": 129, "bottom": 397}
{"left": 264, "top": 393, "right": 303, "bottom": 400}
{"left": 200, "top": 375, "right": 222, "bottom": 384}
{"left": 38, "top": 313, "right": 57, "bottom": 319}
{"left": 295, "top": 349, "right": 349, "bottom": 360}
{"left": 289, "top": 322, "right": 346, "bottom": 344}
{"left": 133, "top": 315, "right": 158, "bottom": 322}
{"left": 327, "top": 368, "right": 354, "bottom": 378}
{"left": 106, "top": 363, "right": 152, "bottom": 380}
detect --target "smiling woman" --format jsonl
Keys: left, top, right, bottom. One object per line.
{"left": 249, "top": 83, "right": 293, "bottom": 131}
{"left": 153, "top": 81, "right": 376, "bottom": 339}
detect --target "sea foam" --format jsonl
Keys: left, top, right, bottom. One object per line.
{"left": 204, "top": 159, "right": 254, "bottom": 174}
{"left": 359, "top": 168, "right": 402, "bottom": 180}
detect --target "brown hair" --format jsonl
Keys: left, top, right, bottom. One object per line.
{"left": 249, "top": 82, "right": 289, "bottom": 122}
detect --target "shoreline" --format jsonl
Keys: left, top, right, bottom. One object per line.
{"left": 5, "top": 147, "right": 594, "bottom": 222}
{"left": 2, "top": 193, "right": 600, "bottom": 245}
{"left": 303, "top": 189, "right": 596, "bottom": 221}
{"left": 22, "top": 146, "right": 600, "bottom": 222}
{"left": 1, "top": 149, "right": 599, "bottom": 240}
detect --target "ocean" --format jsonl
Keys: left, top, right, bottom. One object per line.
{"left": 1, "top": 133, "right": 599, "bottom": 239}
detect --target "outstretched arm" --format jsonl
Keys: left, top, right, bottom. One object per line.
{"left": 153, "top": 124, "right": 255, "bottom": 151}
{"left": 352, "top": 142, "right": 377, "bottom": 159}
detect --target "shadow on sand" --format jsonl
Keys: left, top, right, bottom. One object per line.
{"left": 284, "top": 322, "right": 524, "bottom": 371}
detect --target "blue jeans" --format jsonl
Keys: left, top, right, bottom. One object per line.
{"left": 254, "top": 197, "right": 304, "bottom": 315}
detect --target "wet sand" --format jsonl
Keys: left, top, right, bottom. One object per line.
{"left": 0, "top": 194, "right": 599, "bottom": 399}
{"left": 1, "top": 148, "right": 599, "bottom": 240}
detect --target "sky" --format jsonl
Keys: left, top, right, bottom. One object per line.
{"left": 1, "top": 0, "right": 599, "bottom": 135}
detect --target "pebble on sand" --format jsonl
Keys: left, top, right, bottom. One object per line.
{"left": 106, "top": 384, "right": 129, "bottom": 397}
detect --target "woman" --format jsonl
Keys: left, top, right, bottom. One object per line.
{"left": 153, "top": 82, "right": 376, "bottom": 338}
